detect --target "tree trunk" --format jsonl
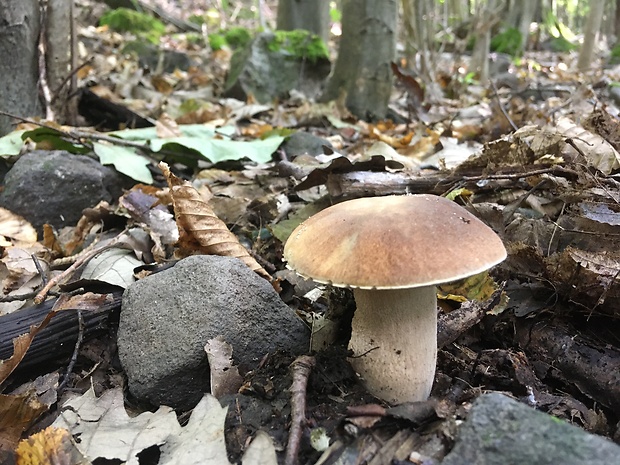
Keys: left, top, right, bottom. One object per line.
{"left": 402, "top": 0, "right": 436, "bottom": 84}
{"left": 0, "top": 0, "right": 42, "bottom": 136}
{"left": 471, "top": 0, "right": 500, "bottom": 83}
{"left": 276, "top": 0, "right": 330, "bottom": 43}
{"left": 615, "top": 0, "right": 620, "bottom": 39}
{"left": 518, "top": 0, "right": 538, "bottom": 52}
{"left": 577, "top": 0, "right": 606, "bottom": 72}
{"left": 322, "top": 0, "right": 397, "bottom": 121}
{"left": 46, "top": 0, "right": 76, "bottom": 125}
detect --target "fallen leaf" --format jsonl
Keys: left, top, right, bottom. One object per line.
{"left": 159, "top": 162, "right": 270, "bottom": 280}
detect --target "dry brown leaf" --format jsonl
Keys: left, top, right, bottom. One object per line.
{"left": 0, "top": 208, "right": 37, "bottom": 245}
{"left": 155, "top": 112, "right": 182, "bottom": 137}
{"left": 159, "top": 162, "right": 270, "bottom": 280}
{"left": 0, "top": 391, "right": 48, "bottom": 454}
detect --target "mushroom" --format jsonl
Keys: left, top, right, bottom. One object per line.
{"left": 283, "top": 195, "right": 506, "bottom": 404}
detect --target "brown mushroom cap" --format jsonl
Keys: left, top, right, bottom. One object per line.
{"left": 284, "top": 195, "right": 506, "bottom": 289}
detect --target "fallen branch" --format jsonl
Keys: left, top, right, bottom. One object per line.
{"left": 285, "top": 355, "right": 316, "bottom": 465}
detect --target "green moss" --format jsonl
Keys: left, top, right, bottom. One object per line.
{"left": 208, "top": 33, "right": 226, "bottom": 50}
{"left": 100, "top": 8, "right": 165, "bottom": 44}
{"left": 490, "top": 27, "right": 522, "bottom": 56}
{"left": 268, "top": 30, "right": 329, "bottom": 63}
{"left": 224, "top": 27, "right": 253, "bottom": 49}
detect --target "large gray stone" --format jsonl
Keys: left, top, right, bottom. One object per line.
{"left": 0, "top": 150, "right": 126, "bottom": 232}
{"left": 223, "top": 32, "right": 331, "bottom": 103}
{"left": 118, "top": 255, "right": 310, "bottom": 410}
{"left": 281, "top": 131, "right": 333, "bottom": 158}
{"left": 441, "top": 392, "right": 620, "bottom": 465}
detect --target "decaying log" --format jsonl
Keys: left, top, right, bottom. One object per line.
{"left": 0, "top": 291, "right": 123, "bottom": 369}
{"left": 437, "top": 290, "right": 503, "bottom": 349}
{"left": 514, "top": 318, "right": 620, "bottom": 413}
{"left": 320, "top": 165, "right": 578, "bottom": 199}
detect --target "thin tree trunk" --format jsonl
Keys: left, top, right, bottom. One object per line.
{"left": 578, "top": 0, "right": 606, "bottom": 71}
{"left": 615, "top": 0, "right": 620, "bottom": 38}
{"left": 518, "top": 0, "right": 538, "bottom": 52}
{"left": 46, "top": 0, "right": 74, "bottom": 125}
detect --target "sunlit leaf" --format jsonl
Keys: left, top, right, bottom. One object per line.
{"left": 93, "top": 142, "right": 153, "bottom": 184}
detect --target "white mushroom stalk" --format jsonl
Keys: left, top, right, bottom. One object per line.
{"left": 349, "top": 287, "right": 437, "bottom": 404}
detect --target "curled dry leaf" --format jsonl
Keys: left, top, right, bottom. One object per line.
{"left": 159, "top": 162, "right": 270, "bottom": 280}
{"left": 0, "top": 207, "right": 37, "bottom": 246}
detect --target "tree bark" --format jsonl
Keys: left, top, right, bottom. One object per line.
{"left": 276, "top": 0, "right": 330, "bottom": 43}
{"left": 517, "top": 0, "right": 538, "bottom": 52}
{"left": 0, "top": 0, "right": 42, "bottom": 136}
{"left": 577, "top": 0, "right": 606, "bottom": 72}
{"left": 615, "top": 0, "right": 620, "bottom": 39}
{"left": 322, "top": 0, "right": 398, "bottom": 121}
{"left": 46, "top": 0, "right": 75, "bottom": 125}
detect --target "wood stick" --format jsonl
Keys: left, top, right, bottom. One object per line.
{"left": 0, "top": 291, "right": 122, "bottom": 370}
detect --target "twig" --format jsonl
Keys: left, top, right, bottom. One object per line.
{"left": 490, "top": 79, "right": 518, "bottom": 132}
{"left": 460, "top": 165, "right": 577, "bottom": 183}
{"left": 32, "top": 254, "right": 49, "bottom": 287}
{"left": 34, "top": 229, "right": 128, "bottom": 304}
{"left": 284, "top": 355, "right": 316, "bottom": 465}
{"left": 58, "top": 309, "right": 84, "bottom": 392}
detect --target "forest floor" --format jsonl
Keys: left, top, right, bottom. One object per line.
{"left": 1, "top": 1, "right": 620, "bottom": 464}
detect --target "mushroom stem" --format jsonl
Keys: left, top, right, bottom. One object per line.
{"left": 348, "top": 286, "right": 437, "bottom": 404}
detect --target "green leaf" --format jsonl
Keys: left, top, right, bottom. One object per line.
{"left": 0, "top": 130, "right": 27, "bottom": 157}
{"left": 22, "top": 127, "right": 90, "bottom": 154}
{"left": 110, "top": 124, "right": 281, "bottom": 165}
{"left": 209, "top": 137, "right": 284, "bottom": 163}
{"left": 93, "top": 142, "right": 153, "bottom": 184}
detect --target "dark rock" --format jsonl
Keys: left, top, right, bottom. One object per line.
{"left": 123, "top": 41, "right": 192, "bottom": 72}
{"left": 281, "top": 132, "right": 333, "bottom": 158}
{"left": 117, "top": 255, "right": 310, "bottom": 410}
{"left": 0, "top": 150, "right": 127, "bottom": 232}
{"left": 488, "top": 52, "right": 513, "bottom": 76}
{"left": 441, "top": 392, "right": 620, "bottom": 465}
{"left": 223, "top": 32, "right": 331, "bottom": 103}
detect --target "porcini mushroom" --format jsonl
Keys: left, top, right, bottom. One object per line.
{"left": 283, "top": 195, "right": 506, "bottom": 404}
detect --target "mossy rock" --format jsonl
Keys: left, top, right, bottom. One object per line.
{"left": 122, "top": 39, "right": 192, "bottom": 72}
{"left": 490, "top": 27, "right": 522, "bottom": 56}
{"left": 224, "top": 27, "right": 253, "bottom": 49}
{"left": 268, "top": 29, "right": 329, "bottom": 63}
{"left": 223, "top": 31, "right": 331, "bottom": 104}
{"left": 100, "top": 8, "right": 166, "bottom": 44}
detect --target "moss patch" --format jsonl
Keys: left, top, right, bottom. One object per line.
{"left": 100, "top": 8, "right": 166, "bottom": 44}
{"left": 268, "top": 30, "right": 329, "bottom": 63}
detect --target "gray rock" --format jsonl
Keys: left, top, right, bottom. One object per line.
{"left": 0, "top": 150, "right": 126, "bottom": 232}
{"left": 441, "top": 392, "right": 620, "bottom": 465}
{"left": 117, "top": 255, "right": 310, "bottom": 410}
{"left": 223, "top": 32, "right": 331, "bottom": 103}
{"left": 282, "top": 132, "right": 333, "bottom": 158}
